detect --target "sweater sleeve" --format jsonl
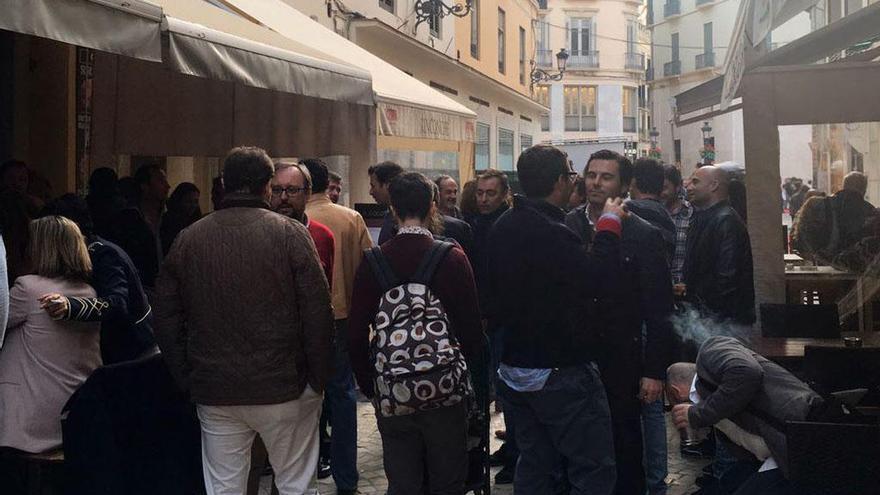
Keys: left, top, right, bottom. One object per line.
{"left": 153, "top": 239, "right": 191, "bottom": 391}
{"left": 348, "top": 255, "right": 381, "bottom": 398}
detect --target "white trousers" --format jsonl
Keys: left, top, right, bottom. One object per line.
{"left": 197, "top": 386, "right": 323, "bottom": 495}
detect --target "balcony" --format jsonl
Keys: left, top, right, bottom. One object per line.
{"left": 663, "top": 60, "right": 681, "bottom": 77}
{"left": 695, "top": 52, "right": 715, "bottom": 69}
{"left": 625, "top": 52, "right": 645, "bottom": 71}
{"left": 696, "top": 0, "right": 713, "bottom": 6}
{"left": 536, "top": 49, "right": 553, "bottom": 68}
{"left": 537, "top": 0, "right": 548, "bottom": 8}
{"left": 664, "top": 0, "right": 681, "bottom": 17}
{"left": 567, "top": 50, "right": 599, "bottom": 69}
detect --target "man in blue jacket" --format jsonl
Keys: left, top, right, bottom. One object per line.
{"left": 488, "top": 144, "right": 626, "bottom": 494}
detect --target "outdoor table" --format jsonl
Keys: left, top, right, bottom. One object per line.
{"left": 753, "top": 332, "right": 880, "bottom": 371}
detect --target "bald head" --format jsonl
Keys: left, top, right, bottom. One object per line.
{"left": 686, "top": 166, "right": 729, "bottom": 208}
{"left": 843, "top": 171, "right": 868, "bottom": 197}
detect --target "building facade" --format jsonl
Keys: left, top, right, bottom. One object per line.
{"left": 535, "top": 0, "right": 651, "bottom": 170}
{"left": 287, "top": 0, "right": 547, "bottom": 179}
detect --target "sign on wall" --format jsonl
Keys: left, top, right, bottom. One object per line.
{"left": 378, "top": 102, "right": 475, "bottom": 142}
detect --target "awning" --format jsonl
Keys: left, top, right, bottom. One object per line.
{"left": 217, "top": 0, "right": 478, "bottom": 124}
{"left": 0, "top": 0, "right": 163, "bottom": 62}
{"left": 153, "top": 0, "right": 373, "bottom": 106}
{"left": 675, "top": 0, "right": 880, "bottom": 115}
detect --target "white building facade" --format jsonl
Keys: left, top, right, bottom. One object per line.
{"left": 535, "top": 0, "right": 651, "bottom": 170}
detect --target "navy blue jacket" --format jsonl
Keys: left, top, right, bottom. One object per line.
{"left": 487, "top": 196, "right": 622, "bottom": 368}
{"left": 65, "top": 236, "right": 156, "bottom": 364}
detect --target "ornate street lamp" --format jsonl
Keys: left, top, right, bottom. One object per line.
{"left": 530, "top": 48, "right": 569, "bottom": 91}
{"left": 414, "top": 0, "right": 473, "bottom": 29}
{"left": 700, "top": 121, "right": 715, "bottom": 166}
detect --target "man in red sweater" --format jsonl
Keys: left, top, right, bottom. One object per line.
{"left": 348, "top": 172, "right": 485, "bottom": 494}
{"left": 270, "top": 161, "right": 335, "bottom": 284}
{"left": 246, "top": 160, "right": 336, "bottom": 494}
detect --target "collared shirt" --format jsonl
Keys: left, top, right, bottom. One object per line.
{"left": 669, "top": 200, "right": 694, "bottom": 284}
{"left": 306, "top": 195, "right": 373, "bottom": 319}
{"left": 690, "top": 375, "right": 778, "bottom": 472}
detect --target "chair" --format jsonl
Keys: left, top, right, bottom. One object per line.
{"left": 786, "top": 420, "right": 880, "bottom": 494}
{"left": 61, "top": 354, "right": 203, "bottom": 495}
{"left": 759, "top": 303, "right": 841, "bottom": 338}
{"left": 804, "top": 346, "right": 880, "bottom": 405}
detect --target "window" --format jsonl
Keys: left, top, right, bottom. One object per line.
{"left": 563, "top": 85, "right": 597, "bottom": 132}
{"left": 703, "top": 22, "right": 713, "bottom": 54}
{"left": 845, "top": 0, "right": 862, "bottom": 15}
{"left": 623, "top": 87, "right": 637, "bottom": 133}
{"left": 671, "top": 32, "right": 680, "bottom": 62}
{"left": 379, "top": 0, "right": 394, "bottom": 14}
{"left": 475, "top": 123, "right": 490, "bottom": 170}
{"left": 674, "top": 139, "right": 682, "bottom": 164}
{"left": 568, "top": 17, "right": 593, "bottom": 55}
{"left": 521, "top": 134, "right": 533, "bottom": 153}
{"left": 626, "top": 19, "right": 637, "bottom": 54}
{"left": 498, "top": 9, "right": 506, "bottom": 74}
{"left": 519, "top": 27, "right": 526, "bottom": 85}
{"left": 498, "top": 128, "right": 514, "bottom": 171}
{"left": 470, "top": 0, "right": 480, "bottom": 58}
{"left": 535, "top": 86, "right": 550, "bottom": 131}
{"left": 429, "top": 10, "right": 440, "bottom": 37}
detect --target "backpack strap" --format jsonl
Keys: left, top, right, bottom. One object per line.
{"left": 364, "top": 247, "right": 399, "bottom": 293}
{"left": 412, "top": 240, "right": 455, "bottom": 285}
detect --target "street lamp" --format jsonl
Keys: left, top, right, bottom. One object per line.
{"left": 530, "top": 48, "right": 569, "bottom": 91}
{"left": 414, "top": 0, "right": 473, "bottom": 29}
{"left": 700, "top": 121, "right": 715, "bottom": 166}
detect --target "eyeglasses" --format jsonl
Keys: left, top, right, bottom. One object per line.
{"left": 271, "top": 186, "right": 308, "bottom": 197}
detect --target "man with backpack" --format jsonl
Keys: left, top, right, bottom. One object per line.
{"left": 348, "top": 172, "right": 484, "bottom": 494}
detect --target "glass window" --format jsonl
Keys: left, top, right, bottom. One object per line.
{"left": 521, "top": 134, "right": 533, "bottom": 153}
{"left": 475, "top": 122, "right": 490, "bottom": 170}
{"left": 703, "top": 22, "right": 713, "bottom": 54}
{"left": 498, "top": 9, "right": 506, "bottom": 74}
{"left": 379, "top": 0, "right": 394, "bottom": 14}
{"left": 519, "top": 27, "right": 526, "bottom": 85}
{"left": 498, "top": 128, "right": 514, "bottom": 171}
{"left": 535, "top": 86, "right": 550, "bottom": 131}
{"left": 568, "top": 17, "right": 592, "bottom": 55}
{"left": 564, "top": 85, "right": 597, "bottom": 131}
{"left": 623, "top": 87, "right": 637, "bottom": 133}
{"left": 470, "top": 0, "right": 480, "bottom": 58}
{"left": 671, "top": 32, "right": 680, "bottom": 62}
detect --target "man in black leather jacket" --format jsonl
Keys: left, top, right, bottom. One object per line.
{"left": 683, "top": 166, "right": 755, "bottom": 325}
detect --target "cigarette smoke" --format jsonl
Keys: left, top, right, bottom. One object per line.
{"left": 671, "top": 303, "right": 755, "bottom": 349}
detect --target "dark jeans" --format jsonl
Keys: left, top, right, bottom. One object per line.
{"left": 327, "top": 319, "right": 358, "bottom": 490}
{"left": 600, "top": 358, "right": 645, "bottom": 495}
{"left": 376, "top": 403, "right": 468, "bottom": 495}
{"left": 499, "top": 364, "right": 616, "bottom": 495}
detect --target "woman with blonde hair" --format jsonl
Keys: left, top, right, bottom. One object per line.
{"left": 0, "top": 216, "right": 102, "bottom": 454}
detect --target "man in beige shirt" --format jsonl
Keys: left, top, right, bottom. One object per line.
{"left": 301, "top": 159, "right": 372, "bottom": 495}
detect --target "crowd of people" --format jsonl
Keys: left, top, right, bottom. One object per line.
{"left": 0, "top": 145, "right": 860, "bottom": 495}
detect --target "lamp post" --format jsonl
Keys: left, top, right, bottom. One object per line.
{"left": 414, "top": 0, "right": 473, "bottom": 29}
{"left": 700, "top": 121, "right": 714, "bottom": 166}
{"left": 530, "top": 48, "right": 569, "bottom": 91}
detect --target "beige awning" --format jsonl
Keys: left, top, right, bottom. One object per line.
{"left": 0, "top": 0, "right": 163, "bottom": 62}
{"left": 217, "top": 0, "right": 478, "bottom": 123}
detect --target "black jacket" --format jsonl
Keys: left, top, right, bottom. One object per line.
{"left": 440, "top": 214, "right": 474, "bottom": 260}
{"left": 626, "top": 198, "right": 676, "bottom": 262}
{"left": 467, "top": 203, "right": 510, "bottom": 318}
{"left": 683, "top": 201, "right": 755, "bottom": 324}
{"left": 565, "top": 206, "right": 675, "bottom": 383}
{"left": 690, "top": 336, "right": 824, "bottom": 477}
{"left": 65, "top": 236, "right": 157, "bottom": 364}
{"left": 487, "top": 196, "right": 621, "bottom": 368}
{"left": 109, "top": 207, "right": 161, "bottom": 289}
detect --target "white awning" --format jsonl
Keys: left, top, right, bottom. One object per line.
{"left": 0, "top": 0, "right": 163, "bottom": 62}
{"left": 218, "top": 0, "right": 478, "bottom": 122}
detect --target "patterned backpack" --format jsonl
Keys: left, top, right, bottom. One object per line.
{"left": 364, "top": 240, "right": 472, "bottom": 417}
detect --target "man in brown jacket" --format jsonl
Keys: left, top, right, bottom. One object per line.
{"left": 154, "top": 147, "right": 334, "bottom": 495}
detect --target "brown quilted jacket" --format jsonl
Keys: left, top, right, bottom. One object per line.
{"left": 153, "top": 196, "right": 334, "bottom": 406}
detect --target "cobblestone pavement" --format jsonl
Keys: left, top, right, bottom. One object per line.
{"left": 261, "top": 402, "right": 709, "bottom": 495}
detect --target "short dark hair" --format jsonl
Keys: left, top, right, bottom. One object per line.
{"left": 633, "top": 158, "right": 665, "bottom": 196}
{"left": 368, "top": 161, "right": 404, "bottom": 185}
{"left": 517, "top": 145, "right": 569, "bottom": 198}
{"left": 477, "top": 169, "right": 510, "bottom": 194}
{"left": 389, "top": 172, "right": 433, "bottom": 221}
{"left": 664, "top": 164, "right": 683, "bottom": 188}
{"left": 300, "top": 158, "right": 329, "bottom": 193}
{"left": 87, "top": 167, "right": 118, "bottom": 197}
{"left": 41, "top": 193, "right": 94, "bottom": 238}
{"left": 328, "top": 171, "right": 342, "bottom": 183}
{"left": 586, "top": 150, "right": 633, "bottom": 186}
{"left": 133, "top": 163, "right": 163, "bottom": 187}
{"left": 222, "top": 146, "right": 274, "bottom": 195}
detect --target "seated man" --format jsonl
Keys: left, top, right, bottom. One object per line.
{"left": 666, "top": 336, "right": 848, "bottom": 495}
